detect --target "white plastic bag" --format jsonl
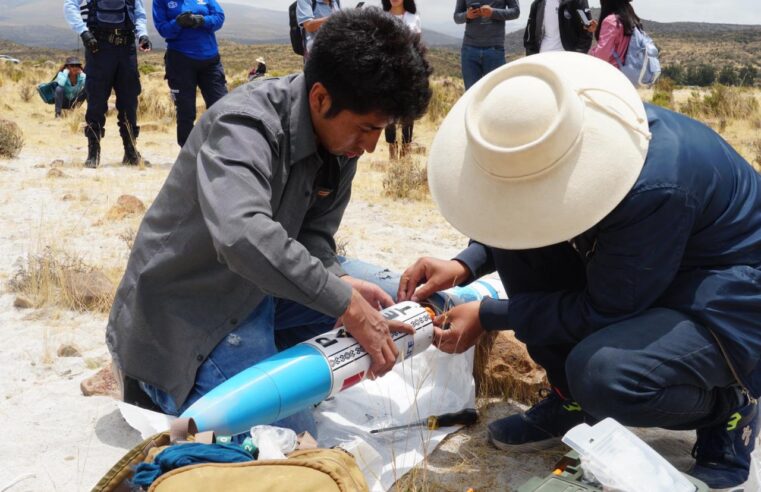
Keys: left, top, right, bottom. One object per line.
{"left": 250, "top": 425, "right": 297, "bottom": 459}
{"left": 563, "top": 418, "right": 695, "bottom": 492}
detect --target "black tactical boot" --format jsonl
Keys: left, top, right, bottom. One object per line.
{"left": 121, "top": 135, "right": 142, "bottom": 166}
{"left": 84, "top": 135, "right": 100, "bottom": 169}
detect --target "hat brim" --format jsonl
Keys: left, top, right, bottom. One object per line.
{"left": 428, "top": 52, "right": 649, "bottom": 250}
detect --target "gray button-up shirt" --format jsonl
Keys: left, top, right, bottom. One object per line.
{"left": 107, "top": 74, "right": 356, "bottom": 407}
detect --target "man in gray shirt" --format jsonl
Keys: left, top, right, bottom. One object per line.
{"left": 454, "top": 0, "right": 520, "bottom": 89}
{"left": 107, "top": 8, "right": 432, "bottom": 435}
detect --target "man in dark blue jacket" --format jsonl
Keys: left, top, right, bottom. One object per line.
{"left": 400, "top": 52, "right": 761, "bottom": 489}
{"left": 153, "top": 0, "right": 227, "bottom": 147}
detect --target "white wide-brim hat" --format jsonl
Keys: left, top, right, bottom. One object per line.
{"left": 428, "top": 51, "right": 652, "bottom": 250}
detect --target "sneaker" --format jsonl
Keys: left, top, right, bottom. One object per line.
{"left": 688, "top": 392, "right": 760, "bottom": 490}
{"left": 487, "top": 388, "right": 597, "bottom": 451}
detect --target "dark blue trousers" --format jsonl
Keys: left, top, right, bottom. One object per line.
{"left": 164, "top": 49, "right": 228, "bottom": 147}
{"left": 84, "top": 40, "right": 141, "bottom": 141}
{"left": 500, "top": 245, "right": 740, "bottom": 430}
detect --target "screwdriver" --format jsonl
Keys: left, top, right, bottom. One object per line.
{"left": 370, "top": 408, "right": 478, "bottom": 434}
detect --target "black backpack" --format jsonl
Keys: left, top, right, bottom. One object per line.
{"left": 288, "top": 0, "right": 341, "bottom": 56}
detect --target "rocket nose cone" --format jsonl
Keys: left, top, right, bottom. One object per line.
{"left": 182, "top": 366, "right": 282, "bottom": 435}
{"left": 180, "top": 344, "right": 333, "bottom": 436}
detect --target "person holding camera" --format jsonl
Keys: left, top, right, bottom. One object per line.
{"left": 64, "top": 0, "right": 152, "bottom": 168}
{"left": 53, "top": 56, "right": 87, "bottom": 118}
{"left": 153, "top": 0, "right": 228, "bottom": 148}
{"left": 523, "top": 0, "right": 593, "bottom": 56}
{"left": 454, "top": 0, "right": 519, "bottom": 90}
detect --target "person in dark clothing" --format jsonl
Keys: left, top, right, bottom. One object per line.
{"left": 53, "top": 56, "right": 87, "bottom": 118}
{"left": 523, "top": 0, "right": 593, "bottom": 55}
{"left": 247, "top": 57, "right": 267, "bottom": 82}
{"left": 400, "top": 52, "right": 761, "bottom": 490}
{"left": 64, "top": 0, "right": 152, "bottom": 168}
{"left": 454, "top": 0, "right": 520, "bottom": 90}
{"left": 153, "top": 0, "right": 228, "bottom": 148}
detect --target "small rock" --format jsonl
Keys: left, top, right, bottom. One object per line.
{"left": 63, "top": 270, "right": 115, "bottom": 310}
{"left": 105, "top": 194, "right": 146, "bottom": 220}
{"left": 81, "top": 366, "right": 120, "bottom": 398}
{"left": 62, "top": 193, "right": 75, "bottom": 201}
{"left": 13, "top": 296, "right": 33, "bottom": 309}
{"left": 47, "top": 168, "right": 67, "bottom": 179}
{"left": 50, "top": 159, "right": 64, "bottom": 167}
{"left": 57, "top": 344, "right": 81, "bottom": 358}
{"left": 33, "top": 163, "right": 47, "bottom": 168}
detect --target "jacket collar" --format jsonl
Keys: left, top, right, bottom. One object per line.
{"left": 288, "top": 74, "right": 319, "bottom": 166}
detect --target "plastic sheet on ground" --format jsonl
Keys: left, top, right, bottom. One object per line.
{"left": 117, "top": 345, "right": 475, "bottom": 491}
{"left": 315, "top": 345, "right": 476, "bottom": 491}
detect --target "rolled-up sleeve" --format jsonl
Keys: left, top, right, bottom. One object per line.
{"left": 296, "top": 0, "right": 315, "bottom": 26}
{"left": 63, "top": 0, "right": 87, "bottom": 34}
{"left": 507, "top": 187, "right": 699, "bottom": 345}
{"left": 195, "top": 112, "right": 352, "bottom": 318}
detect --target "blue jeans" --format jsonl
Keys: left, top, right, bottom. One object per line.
{"left": 140, "top": 258, "right": 401, "bottom": 436}
{"left": 461, "top": 44, "right": 506, "bottom": 90}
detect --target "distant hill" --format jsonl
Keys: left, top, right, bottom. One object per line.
{"left": 0, "top": 0, "right": 459, "bottom": 49}
{"left": 505, "top": 13, "right": 761, "bottom": 68}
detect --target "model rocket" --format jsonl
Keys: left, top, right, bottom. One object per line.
{"left": 181, "top": 279, "right": 507, "bottom": 435}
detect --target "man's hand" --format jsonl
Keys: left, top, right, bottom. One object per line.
{"left": 433, "top": 301, "right": 484, "bottom": 354}
{"left": 138, "top": 35, "right": 152, "bottom": 52}
{"left": 81, "top": 31, "right": 99, "bottom": 54}
{"left": 466, "top": 6, "right": 481, "bottom": 19}
{"left": 397, "top": 257, "right": 471, "bottom": 303}
{"left": 342, "top": 275, "right": 394, "bottom": 310}
{"left": 340, "top": 289, "right": 414, "bottom": 379}
{"left": 479, "top": 5, "right": 494, "bottom": 18}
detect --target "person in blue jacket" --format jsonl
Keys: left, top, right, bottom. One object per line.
{"left": 399, "top": 53, "right": 761, "bottom": 489}
{"left": 54, "top": 56, "right": 87, "bottom": 118}
{"left": 153, "top": 0, "right": 227, "bottom": 147}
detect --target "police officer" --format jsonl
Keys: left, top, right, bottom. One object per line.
{"left": 153, "top": 0, "right": 227, "bottom": 147}
{"left": 64, "top": 0, "right": 152, "bottom": 168}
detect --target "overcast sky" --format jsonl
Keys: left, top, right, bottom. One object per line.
{"left": 237, "top": 0, "right": 761, "bottom": 36}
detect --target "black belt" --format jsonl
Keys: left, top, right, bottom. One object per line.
{"left": 93, "top": 29, "right": 135, "bottom": 46}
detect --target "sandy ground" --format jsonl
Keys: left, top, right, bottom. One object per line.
{"left": 0, "top": 90, "right": 702, "bottom": 491}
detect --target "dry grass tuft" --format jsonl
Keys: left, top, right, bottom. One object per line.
{"left": 650, "top": 77, "right": 675, "bottom": 110}
{"left": 382, "top": 156, "right": 428, "bottom": 200}
{"left": 8, "top": 246, "right": 115, "bottom": 313}
{"left": 0, "top": 118, "right": 25, "bottom": 158}
{"left": 681, "top": 85, "right": 760, "bottom": 121}
{"left": 426, "top": 77, "right": 463, "bottom": 124}
{"left": 19, "top": 84, "right": 35, "bottom": 103}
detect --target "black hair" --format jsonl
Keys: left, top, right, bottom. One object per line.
{"left": 304, "top": 7, "right": 432, "bottom": 122}
{"left": 595, "top": 0, "right": 642, "bottom": 41}
{"left": 381, "top": 0, "right": 417, "bottom": 14}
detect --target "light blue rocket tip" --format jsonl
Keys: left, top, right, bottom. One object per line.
{"left": 181, "top": 344, "right": 332, "bottom": 435}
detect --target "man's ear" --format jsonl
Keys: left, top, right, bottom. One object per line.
{"left": 308, "top": 82, "right": 333, "bottom": 117}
